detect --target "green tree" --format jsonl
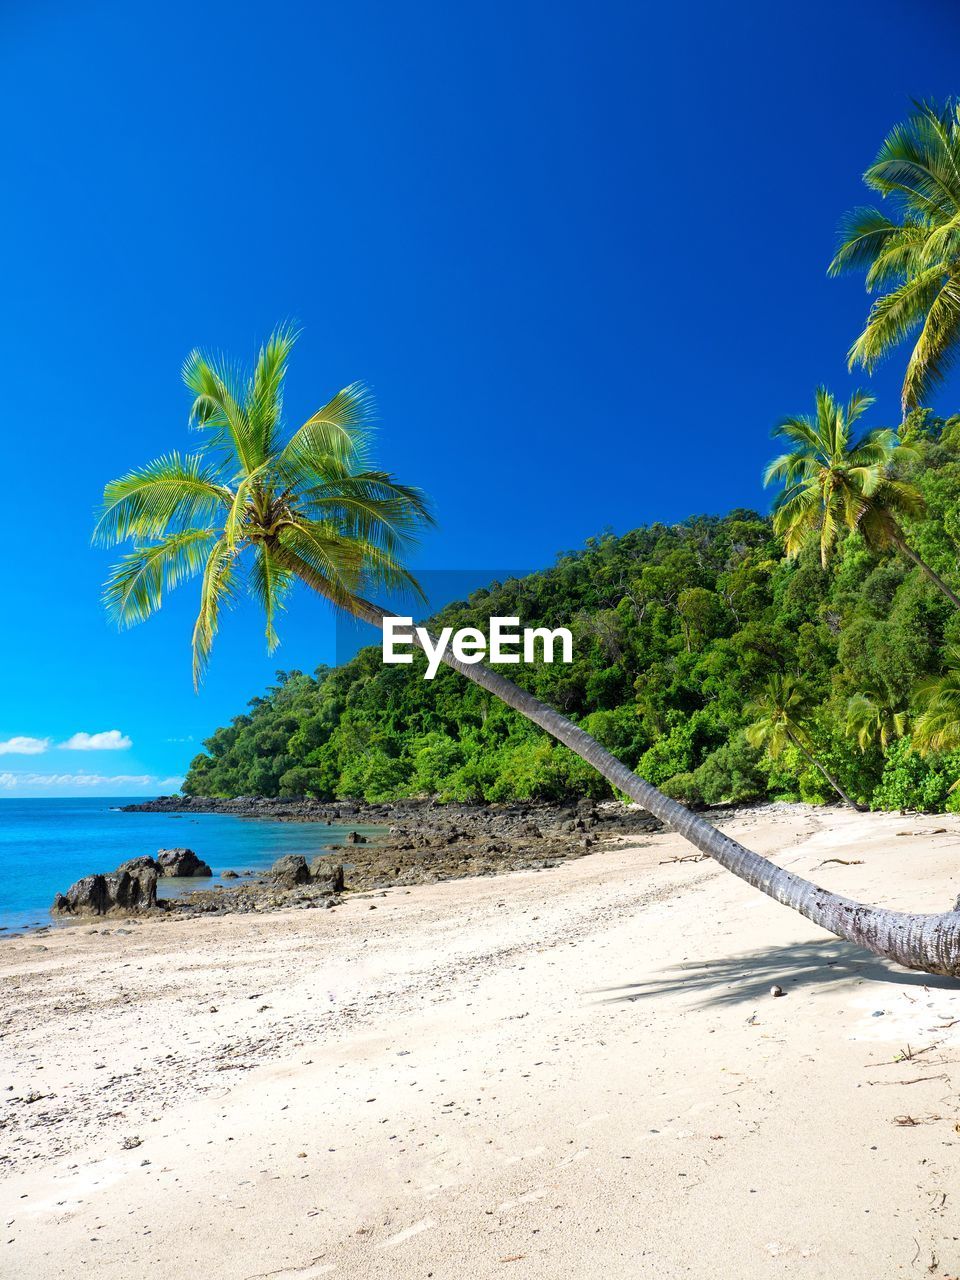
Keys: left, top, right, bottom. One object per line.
{"left": 913, "top": 649, "right": 960, "bottom": 754}
{"left": 845, "top": 691, "right": 908, "bottom": 752}
{"left": 764, "top": 386, "right": 960, "bottom": 607}
{"left": 745, "top": 674, "right": 864, "bottom": 811}
{"left": 829, "top": 99, "right": 960, "bottom": 415}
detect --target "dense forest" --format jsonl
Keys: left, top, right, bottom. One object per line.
{"left": 182, "top": 409, "right": 960, "bottom": 813}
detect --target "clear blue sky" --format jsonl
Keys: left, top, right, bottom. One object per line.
{"left": 1, "top": 0, "right": 957, "bottom": 795}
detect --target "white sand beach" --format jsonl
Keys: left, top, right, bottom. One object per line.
{"left": 4, "top": 805, "right": 960, "bottom": 1278}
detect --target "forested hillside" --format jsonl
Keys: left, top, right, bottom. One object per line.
{"left": 183, "top": 410, "right": 960, "bottom": 813}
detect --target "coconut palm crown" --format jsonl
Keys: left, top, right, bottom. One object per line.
{"left": 94, "top": 326, "right": 432, "bottom": 687}
{"left": 829, "top": 98, "right": 960, "bottom": 413}
{"left": 763, "top": 386, "right": 960, "bottom": 607}
{"left": 764, "top": 387, "right": 909, "bottom": 563}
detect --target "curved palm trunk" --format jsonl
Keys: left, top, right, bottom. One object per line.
{"left": 283, "top": 562, "right": 960, "bottom": 977}
{"left": 892, "top": 533, "right": 960, "bottom": 610}
{"left": 785, "top": 727, "right": 865, "bottom": 813}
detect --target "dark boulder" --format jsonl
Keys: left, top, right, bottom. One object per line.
{"left": 309, "top": 859, "right": 345, "bottom": 893}
{"left": 52, "top": 864, "right": 158, "bottom": 917}
{"left": 269, "top": 854, "right": 310, "bottom": 887}
{"left": 344, "top": 830, "right": 366, "bottom": 845}
{"left": 156, "top": 848, "right": 212, "bottom": 877}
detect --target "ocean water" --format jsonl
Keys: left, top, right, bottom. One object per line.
{"left": 0, "top": 797, "right": 382, "bottom": 934}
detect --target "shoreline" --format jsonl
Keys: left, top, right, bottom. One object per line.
{"left": 4, "top": 803, "right": 960, "bottom": 1277}
{"left": 35, "top": 797, "right": 672, "bottom": 930}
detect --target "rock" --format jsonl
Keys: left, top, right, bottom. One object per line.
{"left": 309, "top": 859, "right": 345, "bottom": 893}
{"left": 770, "top": 984, "right": 784, "bottom": 997}
{"left": 117, "top": 855, "right": 160, "bottom": 873}
{"left": 221, "top": 869, "right": 240, "bottom": 879}
{"left": 345, "top": 831, "right": 367, "bottom": 845}
{"left": 269, "top": 854, "right": 310, "bottom": 887}
{"left": 52, "top": 864, "right": 157, "bottom": 917}
{"left": 156, "top": 848, "right": 212, "bottom": 877}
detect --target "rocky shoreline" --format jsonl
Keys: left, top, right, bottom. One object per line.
{"left": 103, "top": 796, "right": 666, "bottom": 919}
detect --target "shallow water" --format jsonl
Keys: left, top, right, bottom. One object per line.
{"left": 0, "top": 797, "right": 381, "bottom": 933}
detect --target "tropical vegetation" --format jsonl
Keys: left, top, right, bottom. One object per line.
{"left": 177, "top": 403, "right": 960, "bottom": 816}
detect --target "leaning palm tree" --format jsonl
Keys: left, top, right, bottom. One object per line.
{"left": 764, "top": 386, "right": 960, "bottom": 608}
{"left": 913, "top": 650, "right": 960, "bottom": 756}
{"left": 829, "top": 98, "right": 960, "bottom": 415}
{"left": 845, "top": 690, "right": 908, "bottom": 753}
{"left": 745, "top": 675, "right": 864, "bottom": 811}
{"left": 96, "top": 328, "right": 960, "bottom": 977}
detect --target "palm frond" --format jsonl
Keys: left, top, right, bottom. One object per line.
{"left": 901, "top": 276, "right": 960, "bottom": 410}
{"left": 191, "top": 537, "right": 242, "bottom": 689}
{"left": 94, "top": 453, "right": 231, "bottom": 546}
{"left": 847, "top": 264, "right": 945, "bottom": 373}
{"left": 300, "top": 472, "right": 434, "bottom": 551}
{"left": 828, "top": 207, "right": 919, "bottom": 278}
{"left": 103, "top": 529, "right": 216, "bottom": 628}
{"left": 248, "top": 543, "right": 293, "bottom": 652}
{"left": 277, "top": 382, "right": 376, "bottom": 485}
{"left": 182, "top": 350, "right": 257, "bottom": 474}
{"left": 247, "top": 323, "right": 299, "bottom": 461}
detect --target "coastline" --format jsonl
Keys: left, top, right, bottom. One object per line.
{"left": 36, "top": 798, "right": 668, "bottom": 926}
{"left": 4, "top": 803, "right": 960, "bottom": 1278}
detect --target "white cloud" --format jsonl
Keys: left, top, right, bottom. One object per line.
{"left": 0, "top": 736, "right": 50, "bottom": 755}
{"left": 59, "top": 730, "right": 132, "bottom": 752}
{"left": 0, "top": 772, "right": 182, "bottom": 790}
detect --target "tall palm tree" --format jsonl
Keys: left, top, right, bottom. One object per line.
{"left": 96, "top": 328, "right": 960, "bottom": 977}
{"left": 764, "top": 386, "right": 960, "bottom": 608}
{"left": 829, "top": 98, "right": 960, "bottom": 415}
{"left": 745, "top": 675, "right": 864, "bottom": 811}
{"left": 845, "top": 691, "right": 907, "bottom": 753}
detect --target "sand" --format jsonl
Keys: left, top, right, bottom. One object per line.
{"left": 3, "top": 804, "right": 960, "bottom": 1278}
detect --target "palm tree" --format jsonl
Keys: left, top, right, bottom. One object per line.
{"left": 829, "top": 98, "right": 960, "bottom": 415}
{"left": 96, "top": 328, "right": 960, "bottom": 977}
{"left": 913, "top": 651, "right": 960, "bottom": 755}
{"left": 745, "top": 675, "right": 864, "bottom": 811}
{"left": 845, "top": 691, "right": 908, "bottom": 753}
{"left": 764, "top": 386, "right": 960, "bottom": 608}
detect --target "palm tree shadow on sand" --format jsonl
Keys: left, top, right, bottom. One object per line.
{"left": 590, "top": 940, "right": 960, "bottom": 1010}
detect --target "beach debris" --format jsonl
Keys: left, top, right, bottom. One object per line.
{"left": 816, "top": 858, "right": 864, "bottom": 867}
{"left": 658, "top": 854, "right": 708, "bottom": 865}
{"left": 120, "top": 1136, "right": 142, "bottom": 1149}
{"left": 770, "top": 985, "right": 784, "bottom": 997}
{"left": 867, "top": 1074, "right": 949, "bottom": 1086}
{"left": 156, "top": 848, "right": 212, "bottom": 877}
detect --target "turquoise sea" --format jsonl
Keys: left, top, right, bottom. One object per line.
{"left": 0, "top": 797, "right": 378, "bottom": 934}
